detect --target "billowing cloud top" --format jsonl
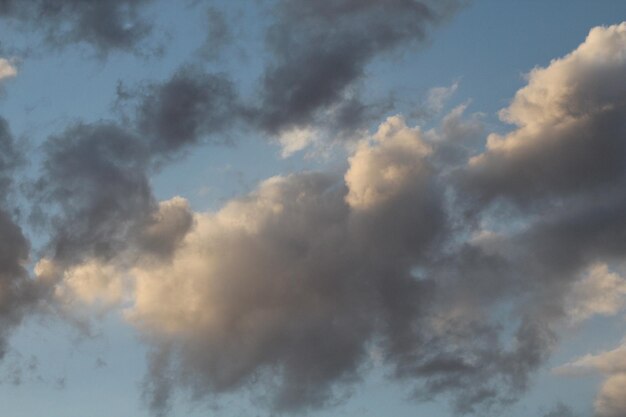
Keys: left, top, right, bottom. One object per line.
{"left": 465, "top": 23, "right": 626, "bottom": 203}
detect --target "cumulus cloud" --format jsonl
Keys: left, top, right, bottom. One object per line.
{"left": 200, "top": 6, "right": 233, "bottom": 61}
{"left": 50, "top": 259, "right": 127, "bottom": 308}
{"left": 555, "top": 342, "right": 626, "bottom": 417}
{"left": 426, "top": 80, "right": 460, "bottom": 114}
{"left": 463, "top": 23, "right": 626, "bottom": 204}
{"left": 124, "top": 116, "right": 447, "bottom": 414}
{"left": 32, "top": 64, "right": 238, "bottom": 274}
{"left": 459, "top": 23, "right": 626, "bottom": 417}
{"left": 276, "top": 126, "right": 319, "bottom": 158}
{"left": 47, "top": 111, "right": 554, "bottom": 415}
{"left": 345, "top": 115, "right": 433, "bottom": 210}
{"left": 31, "top": 122, "right": 155, "bottom": 266}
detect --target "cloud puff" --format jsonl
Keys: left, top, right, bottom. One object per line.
{"left": 555, "top": 343, "right": 626, "bottom": 417}
{"left": 0, "top": 58, "right": 17, "bottom": 81}
{"left": 133, "top": 66, "right": 240, "bottom": 153}
{"left": 426, "top": 80, "right": 460, "bottom": 114}
{"left": 565, "top": 263, "right": 626, "bottom": 322}
{"left": 345, "top": 115, "right": 432, "bottom": 210}
{"left": 463, "top": 23, "right": 626, "bottom": 203}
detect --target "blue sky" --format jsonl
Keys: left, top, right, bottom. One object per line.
{"left": 1, "top": 1, "right": 626, "bottom": 417}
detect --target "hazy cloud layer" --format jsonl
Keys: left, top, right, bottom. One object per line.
{"left": 0, "top": 0, "right": 155, "bottom": 53}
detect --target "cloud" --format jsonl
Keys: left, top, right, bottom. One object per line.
{"left": 253, "top": 0, "right": 464, "bottom": 134}
{"left": 52, "top": 111, "right": 554, "bottom": 415}
{"left": 19, "top": 17, "right": 626, "bottom": 417}
{"left": 0, "top": 0, "right": 155, "bottom": 53}
{"left": 461, "top": 23, "right": 626, "bottom": 417}
{"left": 565, "top": 263, "right": 626, "bottom": 322}
{"left": 124, "top": 116, "right": 446, "bottom": 413}
{"left": 463, "top": 23, "right": 626, "bottom": 203}
{"left": 345, "top": 115, "right": 433, "bottom": 210}
{"left": 555, "top": 342, "right": 626, "bottom": 417}
{"left": 200, "top": 6, "right": 233, "bottom": 61}
{"left": 0, "top": 117, "right": 38, "bottom": 359}
{"left": 49, "top": 258, "right": 128, "bottom": 308}
{"left": 0, "top": 58, "right": 17, "bottom": 81}
{"left": 132, "top": 66, "right": 240, "bottom": 153}
{"left": 276, "top": 126, "right": 318, "bottom": 158}
{"left": 426, "top": 80, "right": 460, "bottom": 114}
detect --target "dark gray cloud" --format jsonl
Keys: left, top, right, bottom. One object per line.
{"left": 32, "top": 122, "right": 155, "bottom": 265}
{"left": 33, "top": 62, "right": 242, "bottom": 268}
{"left": 0, "top": 0, "right": 155, "bottom": 53}
{"left": 0, "top": 117, "right": 37, "bottom": 359}
{"left": 253, "top": 0, "right": 463, "bottom": 134}
{"left": 133, "top": 66, "right": 240, "bottom": 153}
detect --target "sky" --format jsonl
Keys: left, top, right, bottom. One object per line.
{"left": 0, "top": 1, "right": 626, "bottom": 417}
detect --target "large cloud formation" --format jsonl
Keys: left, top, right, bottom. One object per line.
{"left": 462, "top": 22, "right": 626, "bottom": 417}
{"left": 464, "top": 23, "right": 626, "bottom": 203}
{"left": 6, "top": 8, "right": 626, "bottom": 417}
{"left": 112, "top": 21, "right": 626, "bottom": 416}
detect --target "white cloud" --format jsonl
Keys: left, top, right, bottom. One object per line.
{"left": 465, "top": 22, "right": 626, "bottom": 200}
{"left": 0, "top": 58, "right": 17, "bottom": 81}
{"left": 565, "top": 263, "right": 626, "bottom": 322}
{"left": 555, "top": 341, "right": 626, "bottom": 417}
{"left": 36, "top": 258, "right": 128, "bottom": 309}
{"left": 277, "top": 126, "right": 318, "bottom": 158}
{"left": 345, "top": 115, "right": 432, "bottom": 210}
{"left": 426, "top": 80, "right": 459, "bottom": 114}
